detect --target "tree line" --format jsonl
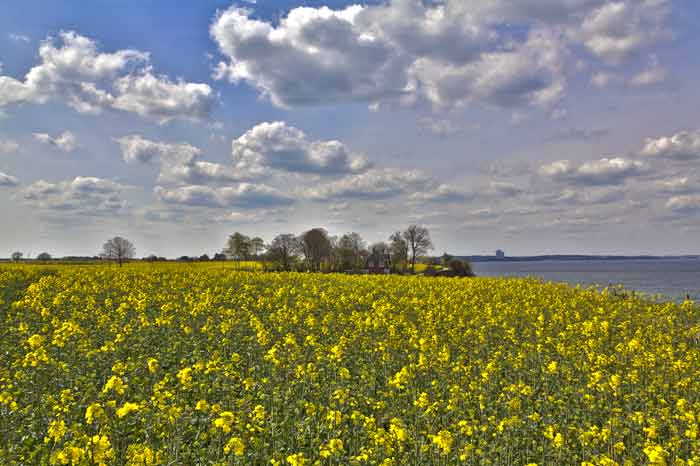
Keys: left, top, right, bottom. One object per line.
{"left": 7, "top": 225, "right": 474, "bottom": 276}
{"left": 224, "top": 225, "right": 436, "bottom": 274}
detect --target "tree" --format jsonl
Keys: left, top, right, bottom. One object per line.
{"left": 199, "top": 254, "right": 210, "bottom": 261}
{"left": 402, "top": 225, "right": 434, "bottom": 273}
{"left": 267, "top": 234, "right": 301, "bottom": 271}
{"left": 11, "top": 251, "right": 23, "bottom": 262}
{"left": 389, "top": 232, "right": 409, "bottom": 272}
{"left": 37, "top": 252, "right": 52, "bottom": 261}
{"left": 250, "top": 237, "right": 265, "bottom": 258}
{"left": 336, "top": 232, "right": 367, "bottom": 271}
{"left": 101, "top": 237, "right": 135, "bottom": 267}
{"left": 441, "top": 253, "right": 453, "bottom": 266}
{"left": 300, "top": 228, "right": 332, "bottom": 272}
{"left": 225, "top": 233, "right": 252, "bottom": 262}
{"left": 448, "top": 259, "right": 474, "bottom": 277}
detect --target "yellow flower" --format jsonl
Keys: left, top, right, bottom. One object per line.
{"left": 176, "top": 367, "right": 193, "bottom": 386}
{"left": 85, "top": 403, "right": 103, "bottom": 424}
{"left": 51, "top": 446, "right": 85, "bottom": 465}
{"left": 116, "top": 402, "right": 141, "bottom": 418}
{"left": 644, "top": 445, "right": 668, "bottom": 466}
{"left": 214, "top": 411, "right": 235, "bottom": 433}
{"left": 286, "top": 452, "right": 307, "bottom": 466}
{"left": 102, "top": 375, "right": 126, "bottom": 395}
{"left": 224, "top": 437, "right": 246, "bottom": 456}
{"left": 45, "top": 419, "right": 66, "bottom": 443}
{"left": 147, "top": 358, "right": 159, "bottom": 373}
{"left": 320, "top": 438, "right": 344, "bottom": 458}
{"left": 195, "top": 399, "right": 210, "bottom": 412}
{"left": 89, "top": 435, "right": 114, "bottom": 466}
{"left": 27, "top": 333, "right": 44, "bottom": 349}
{"left": 430, "top": 430, "right": 453, "bottom": 455}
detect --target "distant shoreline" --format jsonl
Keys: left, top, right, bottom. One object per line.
{"left": 459, "top": 255, "right": 700, "bottom": 263}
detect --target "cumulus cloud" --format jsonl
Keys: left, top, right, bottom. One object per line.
{"left": 22, "top": 176, "right": 128, "bottom": 215}
{"left": 0, "top": 31, "right": 215, "bottom": 122}
{"left": 112, "top": 71, "right": 216, "bottom": 123}
{"left": 410, "top": 29, "right": 567, "bottom": 110}
{"left": 232, "top": 121, "right": 370, "bottom": 175}
{"left": 210, "top": 3, "right": 565, "bottom": 111}
{"left": 539, "top": 157, "right": 648, "bottom": 185}
{"left": 306, "top": 168, "right": 430, "bottom": 201}
{"left": 210, "top": 0, "right": 670, "bottom": 112}
{"left": 211, "top": 5, "right": 409, "bottom": 108}
{"left": 666, "top": 195, "right": 700, "bottom": 214}
{"left": 0, "top": 172, "right": 19, "bottom": 187}
{"left": 154, "top": 183, "right": 294, "bottom": 209}
{"left": 417, "top": 118, "right": 471, "bottom": 137}
{"left": 573, "top": 1, "right": 669, "bottom": 64}
{"left": 8, "top": 33, "right": 30, "bottom": 44}
{"left": 115, "top": 135, "right": 242, "bottom": 184}
{"left": 641, "top": 129, "right": 700, "bottom": 160}
{"left": 33, "top": 130, "right": 78, "bottom": 152}
{"left": 409, "top": 184, "right": 474, "bottom": 204}
{"left": 629, "top": 56, "right": 667, "bottom": 86}
{"left": 654, "top": 177, "right": 698, "bottom": 195}
{"left": 537, "top": 187, "right": 626, "bottom": 206}
{"left": 0, "top": 138, "right": 19, "bottom": 153}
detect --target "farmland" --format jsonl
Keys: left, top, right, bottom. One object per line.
{"left": 1, "top": 264, "right": 699, "bottom": 466}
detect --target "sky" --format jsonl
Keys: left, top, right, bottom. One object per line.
{"left": 1, "top": 0, "right": 700, "bottom": 258}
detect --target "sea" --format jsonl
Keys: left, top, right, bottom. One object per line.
{"left": 471, "top": 259, "right": 700, "bottom": 301}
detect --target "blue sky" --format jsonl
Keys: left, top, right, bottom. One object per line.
{"left": 1, "top": 0, "right": 700, "bottom": 257}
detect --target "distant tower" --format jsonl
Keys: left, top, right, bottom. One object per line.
{"left": 495, "top": 249, "right": 505, "bottom": 259}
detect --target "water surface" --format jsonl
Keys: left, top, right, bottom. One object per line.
{"left": 472, "top": 259, "right": 700, "bottom": 301}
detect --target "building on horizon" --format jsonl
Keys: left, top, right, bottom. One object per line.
{"left": 495, "top": 249, "right": 506, "bottom": 259}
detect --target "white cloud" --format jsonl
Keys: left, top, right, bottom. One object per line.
{"left": 409, "top": 184, "right": 474, "bottom": 204}
{"left": 0, "top": 172, "right": 19, "bottom": 187}
{"left": 418, "top": 118, "right": 471, "bottom": 137}
{"left": 210, "top": 3, "right": 566, "bottom": 111}
{"left": 539, "top": 157, "right": 648, "bottom": 185}
{"left": 210, "top": 0, "right": 670, "bottom": 112}
{"left": 641, "top": 129, "right": 700, "bottom": 160}
{"left": 573, "top": 1, "right": 669, "bottom": 64}
{"left": 306, "top": 168, "right": 430, "bottom": 201}
{"left": 22, "top": 176, "right": 128, "bottom": 215}
{"left": 115, "top": 135, "right": 242, "bottom": 184}
{"left": 666, "top": 195, "right": 700, "bottom": 214}
{"left": 410, "top": 29, "right": 567, "bottom": 110}
{"left": 232, "top": 121, "right": 370, "bottom": 175}
{"left": 0, "top": 138, "right": 19, "bottom": 153}
{"left": 33, "top": 131, "right": 78, "bottom": 152}
{"left": 654, "top": 177, "right": 698, "bottom": 195}
{"left": 8, "top": 33, "right": 30, "bottom": 44}
{"left": 154, "top": 183, "right": 294, "bottom": 209}
{"left": 210, "top": 5, "right": 409, "bottom": 108}
{"left": 0, "top": 31, "right": 215, "bottom": 122}
{"left": 629, "top": 56, "right": 667, "bottom": 86}
{"left": 112, "top": 71, "right": 216, "bottom": 123}
{"left": 537, "top": 187, "right": 626, "bottom": 205}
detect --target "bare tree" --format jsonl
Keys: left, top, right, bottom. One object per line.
{"left": 389, "top": 231, "right": 408, "bottom": 272}
{"left": 267, "top": 234, "right": 301, "bottom": 271}
{"left": 300, "top": 228, "right": 332, "bottom": 272}
{"left": 101, "top": 237, "right": 135, "bottom": 267}
{"left": 402, "top": 225, "right": 433, "bottom": 273}
{"left": 336, "top": 232, "right": 367, "bottom": 271}
{"left": 250, "top": 237, "right": 265, "bottom": 258}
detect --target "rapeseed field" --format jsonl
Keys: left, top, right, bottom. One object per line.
{"left": 1, "top": 264, "right": 699, "bottom": 466}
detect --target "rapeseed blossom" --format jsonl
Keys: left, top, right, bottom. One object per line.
{"left": 1, "top": 263, "right": 699, "bottom": 465}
